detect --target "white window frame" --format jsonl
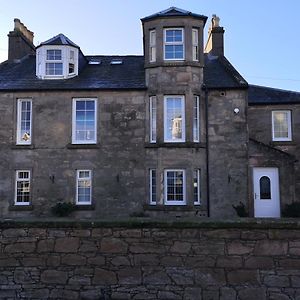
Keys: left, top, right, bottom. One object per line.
{"left": 193, "top": 96, "right": 200, "bottom": 142}
{"left": 150, "top": 96, "right": 157, "bottom": 143}
{"left": 76, "top": 170, "right": 92, "bottom": 205}
{"left": 193, "top": 169, "right": 201, "bottom": 205}
{"left": 15, "top": 170, "right": 31, "bottom": 206}
{"left": 164, "top": 28, "right": 185, "bottom": 61}
{"left": 164, "top": 96, "right": 185, "bottom": 143}
{"left": 192, "top": 28, "right": 199, "bottom": 61}
{"left": 149, "top": 169, "right": 157, "bottom": 205}
{"left": 16, "top": 99, "right": 32, "bottom": 145}
{"left": 272, "top": 110, "right": 292, "bottom": 141}
{"left": 45, "top": 49, "right": 63, "bottom": 76}
{"left": 72, "top": 98, "right": 97, "bottom": 144}
{"left": 149, "top": 30, "right": 156, "bottom": 63}
{"left": 164, "top": 169, "right": 186, "bottom": 205}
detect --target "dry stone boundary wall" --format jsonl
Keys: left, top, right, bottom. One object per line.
{"left": 0, "top": 219, "right": 300, "bottom": 299}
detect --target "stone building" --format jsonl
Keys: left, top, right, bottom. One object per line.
{"left": 0, "top": 7, "right": 298, "bottom": 219}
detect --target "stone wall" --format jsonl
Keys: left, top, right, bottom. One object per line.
{"left": 1, "top": 219, "right": 300, "bottom": 299}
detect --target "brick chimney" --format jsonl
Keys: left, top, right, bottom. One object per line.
{"left": 204, "top": 15, "right": 224, "bottom": 56}
{"left": 8, "top": 18, "right": 35, "bottom": 61}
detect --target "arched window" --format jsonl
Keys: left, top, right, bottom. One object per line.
{"left": 260, "top": 176, "right": 271, "bottom": 199}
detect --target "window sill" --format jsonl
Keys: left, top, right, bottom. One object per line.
{"left": 67, "top": 143, "right": 100, "bottom": 149}
{"left": 269, "top": 141, "right": 296, "bottom": 146}
{"left": 145, "top": 142, "right": 206, "bottom": 148}
{"left": 75, "top": 204, "right": 95, "bottom": 210}
{"left": 143, "top": 204, "right": 203, "bottom": 211}
{"left": 11, "top": 144, "right": 35, "bottom": 150}
{"left": 9, "top": 205, "right": 34, "bottom": 211}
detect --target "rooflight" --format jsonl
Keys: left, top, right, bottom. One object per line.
{"left": 110, "top": 59, "right": 123, "bottom": 65}
{"left": 89, "top": 60, "right": 101, "bottom": 65}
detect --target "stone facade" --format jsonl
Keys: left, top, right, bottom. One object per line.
{"left": 0, "top": 7, "right": 300, "bottom": 219}
{"left": 1, "top": 220, "right": 300, "bottom": 299}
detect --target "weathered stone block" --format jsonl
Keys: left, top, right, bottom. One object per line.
{"left": 227, "top": 241, "right": 254, "bottom": 255}
{"left": 87, "top": 256, "right": 105, "bottom": 266}
{"left": 158, "top": 291, "right": 181, "bottom": 299}
{"left": 264, "top": 275, "right": 289, "bottom": 287}
{"left": 166, "top": 267, "right": 194, "bottom": 285}
{"left": 227, "top": 270, "right": 260, "bottom": 285}
{"left": 4, "top": 242, "right": 35, "bottom": 253}
{"left": 185, "top": 256, "right": 216, "bottom": 268}
{"left": 91, "top": 228, "right": 112, "bottom": 237}
{"left": 244, "top": 256, "right": 274, "bottom": 269}
{"left": 183, "top": 287, "right": 202, "bottom": 300}
{"left": 61, "top": 254, "right": 86, "bottom": 265}
{"left": 133, "top": 254, "right": 159, "bottom": 266}
{"left": 291, "top": 276, "right": 300, "bottom": 287}
{"left": 2, "top": 228, "right": 27, "bottom": 237}
{"left": 170, "top": 241, "right": 191, "bottom": 254}
{"left": 78, "top": 240, "right": 97, "bottom": 252}
{"left": 0, "top": 258, "right": 19, "bottom": 267}
{"left": 113, "top": 229, "right": 142, "bottom": 238}
{"left": 14, "top": 269, "right": 35, "bottom": 284}
{"left": 220, "top": 287, "right": 236, "bottom": 300}
{"left": 37, "top": 239, "right": 55, "bottom": 252}
{"left": 278, "top": 259, "right": 300, "bottom": 269}
{"left": 22, "top": 257, "right": 46, "bottom": 266}
{"left": 194, "top": 268, "right": 226, "bottom": 287}
{"left": 254, "top": 240, "right": 288, "bottom": 256}
{"left": 238, "top": 287, "right": 266, "bottom": 300}
{"left": 93, "top": 268, "right": 117, "bottom": 285}
{"left": 68, "top": 275, "right": 91, "bottom": 286}
{"left": 40, "top": 270, "right": 68, "bottom": 284}
{"left": 216, "top": 256, "right": 242, "bottom": 268}
{"left": 143, "top": 268, "right": 171, "bottom": 285}
{"left": 130, "top": 242, "right": 165, "bottom": 254}
{"left": 54, "top": 237, "right": 79, "bottom": 253}
{"left": 71, "top": 229, "right": 91, "bottom": 237}
{"left": 46, "top": 255, "right": 60, "bottom": 267}
{"left": 111, "top": 256, "right": 131, "bottom": 266}
{"left": 160, "top": 256, "right": 183, "bottom": 267}
{"left": 117, "top": 267, "right": 142, "bottom": 284}
{"left": 204, "top": 229, "right": 240, "bottom": 239}
{"left": 20, "top": 289, "right": 49, "bottom": 299}
{"left": 241, "top": 230, "right": 268, "bottom": 240}
{"left": 202, "top": 290, "right": 219, "bottom": 300}
{"left": 192, "top": 242, "right": 225, "bottom": 255}
{"left": 100, "top": 237, "right": 128, "bottom": 253}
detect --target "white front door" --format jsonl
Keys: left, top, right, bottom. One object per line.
{"left": 253, "top": 168, "right": 280, "bottom": 218}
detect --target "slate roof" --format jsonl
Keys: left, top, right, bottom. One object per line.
{"left": 203, "top": 54, "right": 248, "bottom": 89}
{"left": 36, "top": 34, "right": 80, "bottom": 49}
{"left": 248, "top": 85, "right": 300, "bottom": 105}
{"left": 0, "top": 55, "right": 146, "bottom": 91}
{"left": 141, "top": 7, "right": 207, "bottom": 23}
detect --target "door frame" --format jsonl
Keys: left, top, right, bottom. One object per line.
{"left": 252, "top": 167, "right": 281, "bottom": 218}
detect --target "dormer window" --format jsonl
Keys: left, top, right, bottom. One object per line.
{"left": 164, "top": 28, "right": 184, "bottom": 60}
{"left": 36, "top": 34, "right": 80, "bottom": 79}
{"left": 46, "top": 49, "right": 63, "bottom": 75}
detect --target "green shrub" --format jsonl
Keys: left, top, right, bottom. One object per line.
{"left": 51, "top": 202, "right": 76, "bottom": 217}
{"left": 232, "top": 202, "right": 248, "bottom": 217}
{"left": 282, "top": 202, "right": 300, "bottom": 217}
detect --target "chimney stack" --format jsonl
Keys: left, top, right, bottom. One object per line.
{"left": 8, "top": 18, "right": 35, "bottom": 61}
{"left": 204, "top": 15, "right": 225, "bottom": 56}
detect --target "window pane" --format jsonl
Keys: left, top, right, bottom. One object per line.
{"left": 194, "top": 169, "right": 200, "bottom": 204}
{"left": 165, "top": 97, "right": 184, "bottom": 141}
{"left": 74, "top": 100, "right": 96, "bottom": 143}
{"left": 47, "top": 49, "right": 62, "bottom": 60}
{"left": 273, "top": 111, "right": 291, "bottom": 140}
{"left": 150, "top": 169, "right": 156, "bottom": 204}
{"left": 77, "top": 170, "right": 92, "bottom": 204}
{"left": 166, "top": 170, "right": 184, "bottom": 203}
{"left": 18, "top": 100, "right": 31, "bottom": 144}
{"left": 15, "top": 171, "right": 30, "bottom": 204}
{"left": 260, "top": 176, "right": 271, "bottom": 199}
{"left": 150, "top": 97, "right": 156, "bottom": 142}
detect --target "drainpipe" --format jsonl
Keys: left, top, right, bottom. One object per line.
{"left": 203, "top": 84, "right": 210, "bottom": 217}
